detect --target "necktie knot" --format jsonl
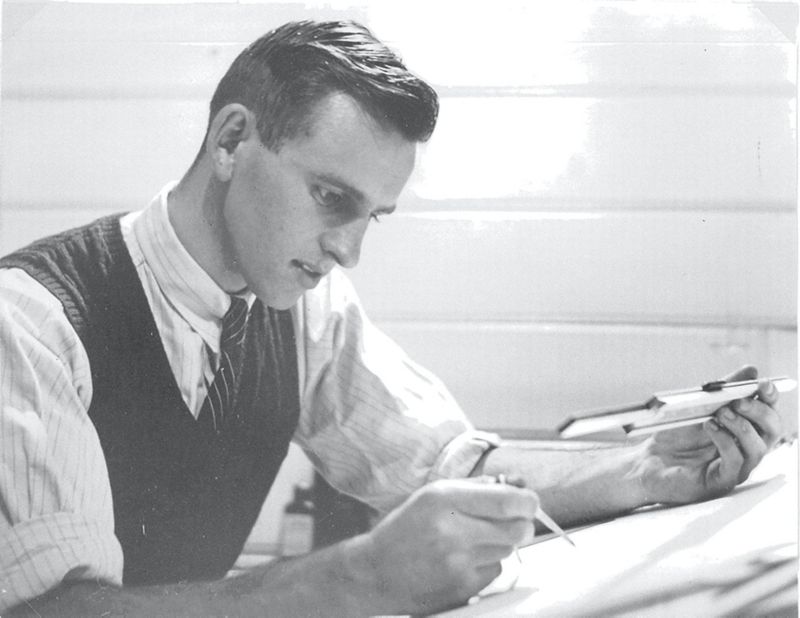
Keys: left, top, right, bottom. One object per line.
{"left": 221, "top": 296, "right": 248, "bottom": 350}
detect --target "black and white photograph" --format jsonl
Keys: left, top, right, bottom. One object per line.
{"left": 1, "top": 1, "right": 797, "bottom": 615}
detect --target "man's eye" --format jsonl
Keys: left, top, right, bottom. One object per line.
{"left": 314, "top": 187, "right": 345, "bottom": 208}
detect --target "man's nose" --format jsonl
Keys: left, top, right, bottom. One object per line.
{"left": 320, "top": 218, "right": 368, "bottom": 268}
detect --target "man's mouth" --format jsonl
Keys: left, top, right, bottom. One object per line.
{"left": 292, "top": 260, "right": 325, "bottom": 286}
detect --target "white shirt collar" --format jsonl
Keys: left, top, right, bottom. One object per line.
{"left": 132, "top": 181, "right": 251, "bottom": 354}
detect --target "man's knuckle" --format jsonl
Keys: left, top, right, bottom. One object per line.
{"left": 418, "top": 485, "right": 447, "bottom": 510}
{"left": 444, "top": 550, "right": 471, "bottom": 577}
{"left": 425, "top": 481, "right": 447, "bottom": 499}
{"left": 512, "top": 519, "right": 529, "bottom": 537}
{"left": 505, "top": 519, "right": 529, "bottom": 544}
{"left": 430, "top": 517, "right": 454, "bottom": 546}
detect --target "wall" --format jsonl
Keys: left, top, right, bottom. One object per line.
{"left": 2, "top": 0, "right": 797, "bottom": 551}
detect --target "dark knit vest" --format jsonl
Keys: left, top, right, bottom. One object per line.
{"left": 0, "top": 216, "right": 300, "bottom": 584}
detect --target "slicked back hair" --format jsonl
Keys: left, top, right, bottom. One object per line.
{"left": 205, "top": 20, "right": 439, "bottom": 152}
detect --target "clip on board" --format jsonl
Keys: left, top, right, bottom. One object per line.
{"left": 557, "top": 377, "right": 797, "bottom": 439}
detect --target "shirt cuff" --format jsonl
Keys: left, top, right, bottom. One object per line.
{"left": 427, "top": 430, "right": 502, "bottom": 482}
{"left": 0, "top": 513, "right": 123, "bottom": 612}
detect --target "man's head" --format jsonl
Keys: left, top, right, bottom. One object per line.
{"left": 186, "top": 20, "right": 438, "bottom": 309}
{"left": 205, "top": 19, "right": 438, "bottom": 153}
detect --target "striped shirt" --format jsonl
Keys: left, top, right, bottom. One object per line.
{"left": 0, "top": 182, "right": 498, "bottom": 611}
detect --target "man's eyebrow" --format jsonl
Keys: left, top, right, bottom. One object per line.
{"left": 313, "top": 172, "right": 397, "bottom": 214}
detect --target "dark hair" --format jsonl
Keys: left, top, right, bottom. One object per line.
{"left": 206, "top": 20, "right": 439, "bottom": 150}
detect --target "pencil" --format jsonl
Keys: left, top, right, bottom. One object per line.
{"left": 496, "top": 473, "right": 576, "bottom": 548}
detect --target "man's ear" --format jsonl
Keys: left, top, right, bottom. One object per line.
{"left": 206, "top": 104, "right": 256, "bottom": 182}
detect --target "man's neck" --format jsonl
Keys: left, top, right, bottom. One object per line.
{"left": 168, "top": 162, "right": 245, "bottom": 294}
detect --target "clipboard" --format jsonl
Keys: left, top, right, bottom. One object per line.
{"left": 557, "top": 376, "right": 797, "bottom": 439}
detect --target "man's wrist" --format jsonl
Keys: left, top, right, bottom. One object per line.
{"left": 538, "top": 442, "right": 651, "bottom": 522}
{"left": 624, "top": 441, "right": 653, "bottom": 509}
{"left": 333, "top": 532, "right": 386, "bottom": 615}
{"left": 566, "top": 440, "right": 652, "bottom": 514}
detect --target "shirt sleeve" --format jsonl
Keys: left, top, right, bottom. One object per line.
{"left": 0, "top": 269, "right": 123, "bottom": 613}
{"left": 293, "top": 269, "right": 499, "bottom": 514}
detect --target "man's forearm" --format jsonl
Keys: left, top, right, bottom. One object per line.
{"left": 476, "top": 442, "right": 648, "bottom": 527}
{"left": 8, "top": 535, "right": 383, "bottom": 618}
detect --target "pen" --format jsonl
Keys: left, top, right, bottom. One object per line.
{"left": 496, "top": 474, "right": 576, "bottom": 548}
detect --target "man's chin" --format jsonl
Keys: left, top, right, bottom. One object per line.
{"left": 255, "top": 288, "right": 304, "bottom": 311}
{"left": 269, "top": 300, "right": 301, "bottom": 311}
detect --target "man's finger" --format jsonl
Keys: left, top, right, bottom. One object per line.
{"left": 421, "top": 479, "right": 539, "bottom": 521}
{"left": 704, "top": 419, "right": 744, "bottom": 492}
{"left": 472, "top": 540, "right": 525, "bottom": 566}
{"left": 730, "top": 397, "right": 783, "bottom": 447}
{"left": 755, "top": 378, "right": 780, "bottom": 407}
{"left": 722, "top": 364, "right": 758, "bottom": 383}
{"left": 715, "top": 407, "right": 768, "bottom": 481}
{"left": 449, "top": 512, "right": 532, "bottom": 550}
{"left": 474, "top": 562, "right": 504, "bottom": 590}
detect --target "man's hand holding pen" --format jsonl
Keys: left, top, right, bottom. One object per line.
{"left": 345, "top": 477, "right": 538, "bottom": 614}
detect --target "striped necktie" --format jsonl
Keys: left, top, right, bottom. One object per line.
{"left": 199, "top": 296, "right": 249, "bottom": 433}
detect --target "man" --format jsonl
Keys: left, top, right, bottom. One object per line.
{"left": 0, "top": 19, "right": 784, "bottom": 616}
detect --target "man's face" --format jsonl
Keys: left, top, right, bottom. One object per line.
{"left": 220, "top": 92, "right": 417, "bottom": 309}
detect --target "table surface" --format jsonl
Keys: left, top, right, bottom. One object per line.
{"left": 439, "top": 440, "right": 798, "bottom": 617}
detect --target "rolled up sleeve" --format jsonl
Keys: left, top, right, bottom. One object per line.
{"left": 293, "top": 269, "right": 499, "bottom": 513}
